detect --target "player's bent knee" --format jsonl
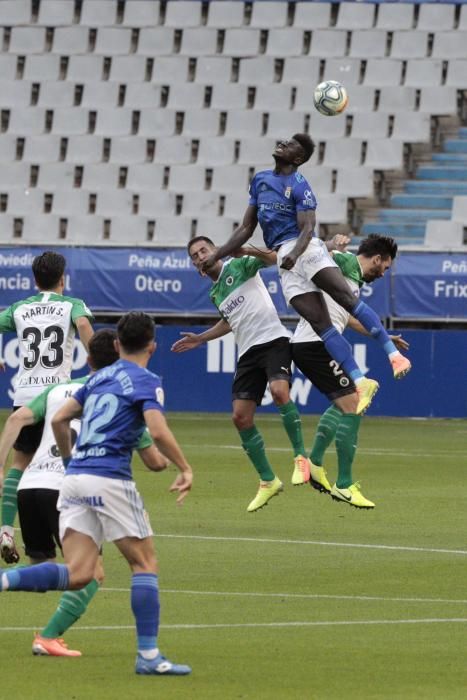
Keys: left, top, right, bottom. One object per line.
{"left": 232, "top": 413, "right": 252, "bottom": 431}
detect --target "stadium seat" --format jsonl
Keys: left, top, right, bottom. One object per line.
{"left": 351, "top": 112, "right": 389, "bottom": 140}
{"left": 207, "top": 2, "right": 245, "bottom": 29}
{"left": 306, "top": 111, "right": 347, "bottom": 140}
{"left": 65, "top": 136, "right": 104, "bottom": 164}
{"left": 151, "top": 57, "right": 189, "bottom": 85}
{"left": 299, "top": 165, "right": 334, "bottom": 195}
{"left": 179, "top": 29, "right": 219, "bottom": 56}
{"left": 210, "top": 84, "right": 248, "bottom": 110}
{"left": 237, "top": 138, "right": 277, "bottom": 165}
{"left": 166, "top": 84, "right": 206, "bottom": 110}
{"left": 425, "top": 220, "right": 466, "bottom": 249}
{"left": 451, "top": 196, "right": 467, "bottom": 222}
{"left": 193, "top": 216, "right": 236, "bottom": 244}
{"left": 67, "top": 56, "right": 105, "bottom": 82}
{"left": 0, "top": 0, "right": 30, "bottom": 24}
{"left": 9, "top": 28, "right": 46, "bottom": 54}
{"left": 81, "top": 83, "right": 120, "bottom": 109}
{"left": 137, "top": 109, "right": 177, "bottom": 137}
{"left": 7, "top": 108, "right": 47, "bottom": 135}
{"left": 168, "top": 165, "right": 207, "bottom": 192}
{"left": 335, "top": 168, "right": 374, "bottom": 198}
{"left": 223, "top": 29, "right": 260, "bottom": 57}
{"left": 138, "top": 28, "right": 175, "bottom": 56}
{"left": 38, "top": 0, "right": 75, "bottom": 26}
{"left": 349, "top": 31, "right": 388, "bottom": 59}
{"left": 0, "top": 55, "right": 18, "bottom": 81}
{"left": 124, "top": 83, "right": 162, "bottom": 108}
{"left": 195, "top": 56, "right": 232, "bottom": 84}
{"left": 250, "top": 2, "right": 288, "bottom": 28}
{"left": 0, "top": 80, "right": 32, "bottom": 108}
{"left": 316, "top": 194, "right": 348, "bottom": 224}
{"left": 51, "top": 108, "right": 90, "bottom": 136}
{"left": 0, "top": 135, "right": 17, "bottom": 162}
{"left": 419, "top": 88, "right": 458, "bottom": 116}
{"left": 126, "top": 164, "right": 165, "bottom": 191}
{"left": 22, "top": 135, "right": 62, "bottom": 163}
{"left": 308, "top": 30, "right": 347, "bottom": 58}
{"left": 94, "top": 28, "right": 133, "bottom": 56}
{"left": 108, "top": 56, "right": 147, "bottom": 82}
{"left": 238, "top": 57, "right": 276, "bottom": 85}
{"left": 364, "top": 59, "right": 403, "bottom": 87}
{"left": 183, "top": 109, "right": 221, "bottom": 137}
{"left": 211, "top": 165, "right": 250, "bottom": 193}
{"left": 164, "top": 1, "right": 202, "bottom": 28}
{"left": 324, "top": 58, "right": 362, "bottom": 86}
{"left": 23, "top": 55, "right": 61, "bottom": 81}
{"left": 6, "top": 190, "right": 45, "bottom": 215}
{"left": 405, "top": 60, "right": 443, "bottom": 87}
{"left": 222, "top": 191, "right": 251, "bottom": 218}
{"left": 376, "top": 3, "right": 414, "bottom": 30}
{"left": 378, "top": 87, "right": 417, "bottom": 114}
{"left": 322, "top": 140, "right": 363, "bottom": 168}
{"left": 154, "top": 137, "right": 192, "bottom": 165}
{"left": 108, "top": 216, "right": 153, "bottom": 244}
{"left": 108, "top": 137, "right": 149, "bottom": 164}
{"left": 445, "top": 60, "right": 467, "bottom": 88}
{"left": 66, "top": 215, "right": 106, "bottom": 243}
{"left": 224, "top": 110, "right": 263, "bottom": 138}
{"left": 343, "top": 86, "right": 376, "bottom": 114}
{"left": 0, "top": 215, "right": 16, "bottom": 241}
{"left": 254, "top": 85, "right": 293, "bottom": 111}
{"left": 391, "top": 31, "right": 428, "bottom": 59}
{"left": 197, "top": 138, "right": 236, "bottom": 166}
{"left": 21, "top": 215, "right": 62, "bottom": 242}
{"left": 391, "top": 113, "right": 431, "bottom": 143}
{"left": 80, "top": 0, "right": 117, "bottom": 26}
{"left": 121, "top": 1, "right": 160, "bottom": 27}
{"left": 266, "top": 111, "right": 305, "bottom": 139}
{"left": 293, "top": 2, "right": 332, "bottom": 29}
{"left": 94, "top": 108, "right": 134, "bottom": 136}
{"left": 38, "top": 82, "right": 76, "bottom": 108}
{"left": 37, "top": 163, "right": 76, "bottom": 190}
{"left": 181, "top": 191, "right": 220, "bottom": 217}
{"left": 81, "top": 164, "right": 121, "bottom": 190}
{"left": 432, "top": 31, "right": 467, "bottom": 59}
{"left": 282, "top": 57, "right": 321, "bottom": 86}
{"left": 0, "top": 163, "right": 31, "bottom": 189}
{"left": 137, "top": 190, "right": 177, "bottom": 217}
{"left": 337, "top": 2, "right": 375, "bottom": 29}
{"left": 50, "top": 190, "right": 91, "bottom": 216}
{"left": 52, "top": 27, "right": 90, "bottom": 54}
{"left": 95, "top": 191, "right": 133, "bottom": 216}
{"left": 365, "top": 140, "right": 403, "bottom": 170}
{"left": 417, "top": 4, "right": 455, "bottom": 31}
{"left": 265, "top": 22, "right": 302, "bottom": 53}
{"left": 150, "top": 216, "right": 193, "bottom": 247}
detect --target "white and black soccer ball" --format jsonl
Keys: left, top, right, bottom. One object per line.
{"left": 313, "top": 80, "right": 348, "bottom": 117}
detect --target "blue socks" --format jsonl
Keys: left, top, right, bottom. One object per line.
{"left": 320, "top": 326, "right": 363, "bottom": 381}
{"left": 352, "top": 301, "right": 398, "bottom": 355}
{"left": 131, "top": 573, "right": 160, "bottom": 654}
{"left": 1, "top": 563, "right": 69, "bottom": 592}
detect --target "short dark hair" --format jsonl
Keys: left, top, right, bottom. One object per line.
{"left": 117, "top": 312, "right": 155, "bottom": 353}
{"left": 88, "top": 329, "right": 118, "bottom": 370}
{"left": 357, "top": 234, "right": 398, "bottom": 260}
{"left": 292, "top": 133, "right": 315, "bottom": 163}
{"left": 32, "top": 251, "right": 66, "bottom": 289}
{"left": 187, "top": 236, "right": 215, "bottom": 256}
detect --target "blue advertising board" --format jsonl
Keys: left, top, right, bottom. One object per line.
{"left": 0, "top": 327, "right": 465, "bottom": 418}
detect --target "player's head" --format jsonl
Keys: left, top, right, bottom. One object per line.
{"left": 188, "top": 236, "right": 219, "bottom": 275}
{"left": 32, "top": 251, "right": 66, "bottom": 291}
{"left": 87, "top": 329, "right": 119, "bottom": 371}
{"left": 357, "top": 234, "right": 398, "bottom": 282}
{"left": 273, "top": 134, "right": 315, "bottom": 166}
{"left": 117, "top": 312, "right": 156, "bottom": 357}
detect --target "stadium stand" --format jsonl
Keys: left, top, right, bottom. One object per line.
{"left": 0, "top": 0, "right": 465, "bottom": 249}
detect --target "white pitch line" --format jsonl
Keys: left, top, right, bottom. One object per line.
{"left": 182, "top": 443, "right": 462, "bottom": 458}
{"left": 1, "top": 619, "right": 466, "bottom": 633}
{"left": 100, "top": 588, "right": 467, "bottom": 606}
{"left": 155, "top": 533, "right": 467, "bottom": 556}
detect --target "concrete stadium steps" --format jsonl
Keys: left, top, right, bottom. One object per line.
{"left": 379, "top": 208, "right": 451, "bottom": 221}
{"left": 416, "top": 166, "right": 467, "bottom": 180}
{"left": 361, "top": 222, "right": 426, "bottom": 238}
{"left": 390, "top": 194, "right": 453, "bottom": 209}
{"left": 431, "top": 153, "right": 467, "bottom": 164}
{"left": 444, "top": 139, "right": 467, "bottom": 153}
{"left": 404, "top": 180, "right": 467, "bottom": 195}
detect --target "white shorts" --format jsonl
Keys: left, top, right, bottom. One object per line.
{"left": 277, "top": 238, "right": 337, "bottom": 305}
{"left": 58, "top": 474, "right": 153, "bottom": 547}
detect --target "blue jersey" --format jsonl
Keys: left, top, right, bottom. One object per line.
{"left": 66, "top": 359, "right": 164, "bottom": 480}
{"left": 249, "top": 169, "right": 317, "bottom": 250}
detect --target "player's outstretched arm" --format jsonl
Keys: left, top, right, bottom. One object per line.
{"left": 138, "top": 444, "right": 170, "bottom": 472}
{"left": 144, "top": 409, "right": 193, "bottom": 505}
{"left": 51, "top": 397, "right": 83, "bottom": 463}
{"left": 233, "top": 246, "right": 277, "bottom": 266}
{"left": 0, "top": 407, "right": 35, "bottom": 489}
{"left": 201, "top": 205, "right": 258, "bottom": 272}
{"left": 75, "top": 317, "right": 94, "bottom": 352}
{"left": 171, "top": 319, "right": 231, "bottom": 353}
{"left": 280, "top": 209, "right": 316, "bottom": 270}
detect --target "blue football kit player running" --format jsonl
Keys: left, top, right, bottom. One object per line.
{"left": 201, "top": 133, "right": 411, "bottom": 414}
{"left": 0, "top": 312, "right": 193, "bottom": 676}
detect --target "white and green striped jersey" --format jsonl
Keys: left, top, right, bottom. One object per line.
{"left": 0, "top": 291, "right": 93, "bottom": 405}
{"left": 291, "top": 252, "right": 364, "bottom": 344}
{"left": 209, "top": 256, "right": 290, "bottom": 358}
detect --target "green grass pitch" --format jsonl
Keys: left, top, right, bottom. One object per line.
{"left": 0, "top": 410, "right": 466, "bottom": 700}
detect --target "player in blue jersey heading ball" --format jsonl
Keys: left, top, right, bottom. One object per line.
{"left": 0, "top": 312, "right": 193, "bottom": 677}
{"left": 201, "top": 134, "right": 411, "bottom": 414}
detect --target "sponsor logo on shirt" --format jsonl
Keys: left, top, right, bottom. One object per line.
{"left": 284, "top": 186, "right": 292, "bottom": 199}
{"left": 303, "top": 189, "right": 314, "bottom": 206}
{"left": 220, "top": 295, "right": 245, "bottom": 317}
{"left": 155, "top": 386, "right": 165, "bottom": 406}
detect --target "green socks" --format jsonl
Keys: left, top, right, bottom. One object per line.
{"left": 335, "top": 413, "right": 361, "bottom": 489}
{"left": 239, "top": 426, "right": 275, "bottom": 482}
{"left": 1, "top": 468, "right": 23, "bottom": 527}
{"left": 278, "top": 400, "right": 306, "bottom": 457}
{"left": 310, "top": 405, "right": 342, "bottom": 466}
{"left": 41, "top": 579, "right": 99, "bottom": 639}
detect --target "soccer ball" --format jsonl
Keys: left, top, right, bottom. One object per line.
{"left": 313, "top": 80, "right": 348, "bottom": 117}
